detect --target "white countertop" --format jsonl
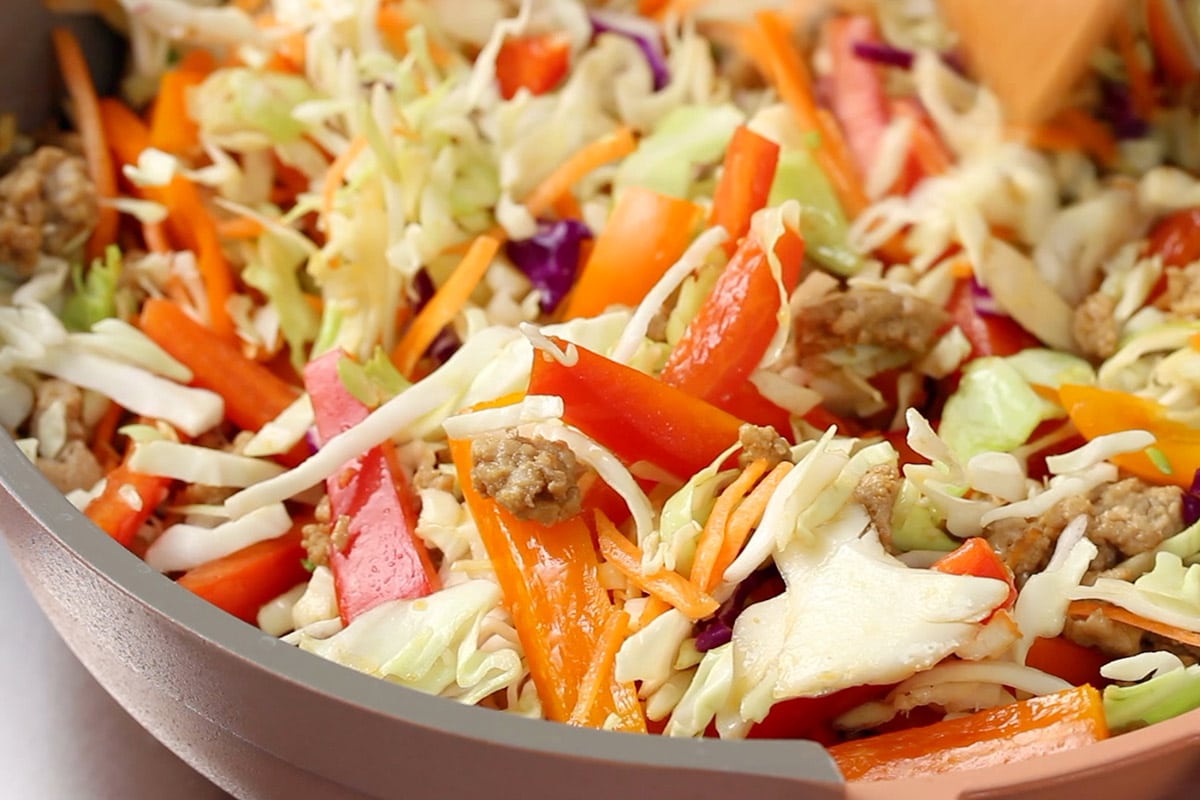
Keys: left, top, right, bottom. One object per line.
{"left": 0, "top": 541, "right": 230, "bottom": 799}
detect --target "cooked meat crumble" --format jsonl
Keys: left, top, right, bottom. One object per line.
{"left": 471, "top": 431, "right": 584, "bottom": 525}
{"left": 738, "top": 423, "right": 792, "bottom": 469}
{"left": 1072, "top": 291, "right": 1119, "bottom": 360}
{"left": 854, "top": 462, "right": 902, "bottom": 549}
{"left": 794, "top": 287, "right": 950, "bottom": 359}
{"left": 0, "top": 146, "right": 98, "bottom": 272}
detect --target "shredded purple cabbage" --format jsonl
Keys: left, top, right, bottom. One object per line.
{"left": 505, "top": 218, "right": 593, "bottom": 313}
{"left": 1183, "top": 468, "right": 1200, "bottom": 526}
{"left": 694, "top": 567, "right": 784, "bottom": 653}
{"left": 851, "top": 40, "right": 914, "bottom": 70}
{"left": 969, "top": 276, "right": 1005, "bottom": 317}
{"left": 1100, "top": 80, "right": 1150, "bottom": 140}
{"left": 589, "top": 10, "right": 670, "bottom": 91}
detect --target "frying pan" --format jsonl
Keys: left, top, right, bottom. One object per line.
{"left": 1, "top": 4, "right": 1199, "bottom": 798}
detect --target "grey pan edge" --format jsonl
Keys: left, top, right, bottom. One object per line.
{"left": 0, "top": 430, "right": 847, "bottom": 800}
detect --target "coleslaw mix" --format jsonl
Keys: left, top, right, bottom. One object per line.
{"left": 5, "top": 0, "right": 1200, "bottom": 780}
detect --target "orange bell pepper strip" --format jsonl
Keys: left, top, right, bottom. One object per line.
{"left": 527, "top": 337, "right": 746, "bottom": 480}
{"left": 449, "top": 438, "right": 645, "bottom": 731}
{"left": 1024, "top": 635, "right": 1111, "bottom": 688}
{"left": 708, "top": 125, "right": 780, "bottom": 255}
{"left": 1058, "top": 383, "right": 1200, "bottom": 489}
{"left": 829, "top": 684, "right": 1109, "bottom": 781}
{"left": 561, "top": 186, "right": 702, "bottom": 319}
{"left": 85, "top": 459, "right": 173, "bottom": 549}
{"left": 659, "top": 227, "right": 805, "bottom": 411}
{"left": 177, "top": 527, "right": 310, "bottom": 624}
{"left": 930, "top": 537, "right": 1018, "bottom": 610}
{"left": 150, "top": 50, "right": 216, "bottom": 155}
{"left": 495, "top": 32, "right": 572, "bottom": 100}
{"left": 304, "top": 350, "right": 439, "bottom": 623}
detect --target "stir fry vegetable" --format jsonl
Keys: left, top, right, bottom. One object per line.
{"left": 6, "top": 0, "right": 1200, "bottom": 782}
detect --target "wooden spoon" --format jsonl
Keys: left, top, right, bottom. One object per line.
{"left": 938, "top": 0, "right": 1128, "bottom": 125}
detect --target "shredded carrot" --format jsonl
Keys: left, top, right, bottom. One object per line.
{"left": 551, "top": 191, "right": 583, "bottom": 221}
{"left": 322, "top": 136, "right": 369, "bottom": 221}
{"left": 632, "top": 595, "right": 671, "bottom": 632}
{"left": 1067, "top": 600, "right": 1200, "bottom": 648}
{"left": 142, "top": 220, "right": 171, "bottom": 254}
{"left": 217, "top": 216, "right": 267, "bottom": 240}
{"left": 1013, "top": 108, "right": 1119, "bottom": 168}
{"left": 596, "top": 511, "right": 720, "bottom": 620}
{"left": 523, "top": 126, "right": 637, "bottom": 218}
{"left": 949, "top": 256, "right": 974, "bottom": 279}
{"left": 749, "top": 12, "right": 868, "bottom": 217}
{"left": 567, "top": 609, "right": 632, "bottom": 727}
{"left": 690, "top": 459, "right": 770, "bottom": 592}
{"left": 713, "top": 461, "right": 792, "bottom": 582}
{"left": 1112, "top": 14, "right": 1156, "bottom": 120}
{"left": 893, "top": 100, "right": 954, "bottom": 176}
{"left": 391, "top": 235, "right": 501, "bottom": 377}
{"left": 52, "top": 28, "right": 118, "bottom": 262}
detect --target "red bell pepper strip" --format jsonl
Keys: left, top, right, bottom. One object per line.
{"left": 527, "top": 338, "right": 746, "bottom": 480}
{"left": 449, "top": 438, "right": 645, "bottom": 731}
{"left": 748, "top": 684, "right": 891, "bottom": 746}
{"left": 1024, "top": 636, "right": 1110, "bottom": 688}
{"left": 177, "top": 528, "right": 309, "bottom": 624}
{"left": 495, "top": 32, "right": 572, "bottom": 100}
{"left": 828, "top": 684, "right": 1109, "bottom": 781}
{"left": 1147, "top": 207, "right": 1200, "bottom": 268}
{"left": 304, "top": 349, "right": 439, "bottom": 623}
{"left": 1146, "top": 0, "right": 1200, "bottom": 87}
{"left": 708, "top": 125, "right": 780, "bottom": 254}
{"left": 930, "top": 537, "right": 1018, "bottom": 610}
{"left": 825, "top": 15, "right": 891, "bottom": 179}
{"left": 946, "top": 276, "right": 1040, "bottom": 359}
{"left": 85, "top": 460, "right": 173, "bottom": 549}
{"left": 660, "top": 227, "right": 805, "bottom": 413}
{"left": 561, "top": 186, "right": 702, "bottom": 319}
{"left": 1059, "top": 383, "right": 1200, "bottom": 489}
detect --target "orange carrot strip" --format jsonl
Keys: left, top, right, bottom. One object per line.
{"left": 391, "top": 235, "right": 500, "bottom": 377}
{"left": 322, "top": 136, "right": 369, "bottom": 220}
{"left": 140, "top": 298, "right": 299, "bottom": 434}
{"left": 217, "top": 216, "right": 266, "bottom": 240}
{"left": 99, "top": 99, "right": 236, "bottom": 338}
{"left": 712, "top": 461, "right": 792, "bottom": 583}
{"left": 143, "top": 220, "right": 171, "bottom": 253}
{"left": 690, "top": 459, "right": 770, "bottom": 592}
{"left": 1013, "top": 108, "right": 1119, "bottom": 168}
{"left": 85, "top": 460, "right": 173, "bottom": 548}
{"left": 177, "top": 527, "right": 310, "bottom": 623}
{"left": 523, "top": 126, "right": 637, "bottom": 219}
{"left": 52, "top": 28, "right": 119, "bottom": 262}
{"left": 1113, "top": 14, "right": 1157, "bottom": 119}
{"left": 1067, "top": 599, "right": 1200, "bottom": 648}
{"left": 150, "top": 53, "right": 214, "bottom": 155}
{"left": 567, "top": 609, "right": 632, "bottom": 727}
{"left": 829, "top": 684, "right": 1108, "bottom": 782}
{"left": 596, "top": 511, "right": 720, "bottom": 620}
{"left": 750, "top": 12, "right": 869, "bottom": 216}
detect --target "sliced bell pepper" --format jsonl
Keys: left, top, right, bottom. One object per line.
{"left": 149, "top": 50, "right": 216, "bottom": 155}
{"left": 709, "top": 125, "right": 780, "bottom": 254}
{"left": 85, "top": 459, "right": 172, "bottom": 549}
{"left": 748, "top": 684, "right": 891, "bottom": 746}
{"left": 527, "top": 337, "right": 746, "bottom": 480}
{"left": 304, "top": 349, "right": 439, "bottom": 623}
{"left": 561, "top": 186, "right": 702, "bottom": 319}
{"left": 1146, "top": 0, "right": 1200, "bottom": 87}
{"left": 176, "top": 528, "right": 309, "bottom": 624}
{"left": 930, "top": 537, "right": 1018, "bottom": 610}
{"left": 1059, "top": 383, "right": 1200, "bottom": 489}
{"left": 1147, "top": 207, "right": 1200, "bottom": 268}
{"left": 828, "top": 684, "right": 1109, "bottom": 781}
{"left": 495, "top": 32, "right": 572, "bottom": 100}
{"left": 946, "top": 276, "right": 1040, "bottom": 359}
{"left": 660, "top": 227, "right": 804, "bottom": 413}
{"left": 825, "top": 14, "right": 891, "bottom": 179}
{"left": 449, "top": 438, "right": 645, "bottom": 731}
{"left": 1024, "top": 636, "right": 1110, "bottom": 688}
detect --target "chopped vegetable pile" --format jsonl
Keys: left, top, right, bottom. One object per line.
{"left": 6, "top": 0, "right": 1200, "bottom": 783}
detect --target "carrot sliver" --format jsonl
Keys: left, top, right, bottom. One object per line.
{"left": 391, "top": 235, "right": 500, "bottom": 377}
{"left": 568, "top": 609, "right": 632, "bottom": 727}
{"left": 322, "top": 136, "right": 369, "bottom": 220}
{"left": 1112, "top": 14, "right": 1156, "bottom": 119}
{"left": 523, "top": 126, "right": 637, "bottom": 219}
{"left": 690, "top": 459, "right": 770, "bottom": 592}
{"left": 150, "top": 65, "right": 210, "bottom": 155}
{"left": 140, "top": 298, "right": 300, "bottom": 434}
{"left": 751, "top": 12, "right": 868, "bottom": 217}
{"left": 143, "top": 220, "right": 171, "bottom": 253}
{"left": 1067, "top": 599, "right": 1200, "bottom": 648}
{"left": 596, "top": 511, "right": 719, "bottom": 620}
{"left": 712, "top": 461, "right": 792, "bottom": 584}
{"left": 218, "top": 216, "right": 267, "bottom": 240}
{"left": 52, "top": 28, "right": 118, "bottom": 262}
